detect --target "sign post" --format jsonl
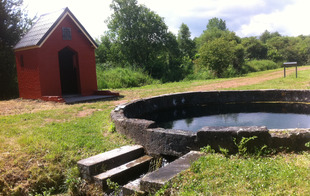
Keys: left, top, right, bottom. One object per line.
{"left": 283, "top": 62, "right": 298, "bottom": 78}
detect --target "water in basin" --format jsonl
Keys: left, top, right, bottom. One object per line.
{"left": 141, "top": 103, "right": 310, "bottom": 132}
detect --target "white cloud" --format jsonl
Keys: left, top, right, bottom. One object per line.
{"left": 22, "top": 0, "right": 308, "bottom": 39}
{"left": 237, "top": 0, "right": 310, "bottom": 37}
{"left": 23, "top": 0, "right": 112, "bottom": 39}
{"left": 138, "top": 0, "right": 295, "bottom": 37}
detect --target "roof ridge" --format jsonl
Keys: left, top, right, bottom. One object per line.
{"left": 40, "top": 7, "right": 66, "bottom": 17}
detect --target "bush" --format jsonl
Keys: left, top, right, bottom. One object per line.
{"left": 246, "top": 59, "right": 279, "bottom": 72}
{"left": 97, "top": 66, "right": 157, "bottom": 89}
{"left": 222, "top": 64, "right": 239, "bottom": 78}
{"left": 184, "top": 68, "right": 216, "bottom": 80}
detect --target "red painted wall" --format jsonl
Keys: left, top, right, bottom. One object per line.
{"left": 15, "top": 14, "right": 98, "bottom": 99}
{"left": 15, "top": 49, "right": 42, "bottom": 99}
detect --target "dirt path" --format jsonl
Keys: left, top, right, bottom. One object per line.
{"left": 193, "top": 66, "right": 310, "bottom": 91}
{"left": 1, "top": 67, "right": 310, "bottom": 116}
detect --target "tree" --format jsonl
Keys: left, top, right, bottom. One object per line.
{"left": 259, "top": 30, "right": 281, "bottom": 43}
{"left": 241, "top": 37, "right": 267, "bottom": 60}
{"left": 198, "top": 37, "right": 243, "bottom": 77}
{"left": 107, "top": 0, "right": 170, "bottom": 73}
{"left": 280, "top": 36, "right": 309, "bottom": 65}
{"left": 265, "top": 36, "right": 310, "bottom": 65}
{"left": 96, "top": 32, "right": 124, "bottom": 66}
{"left": 195, "top": 17, "right": 244, "bottom": 77}
{"left": 196, "top": 18, "right": 240, "bottom": 49}
{"left": 0, "top": 0, "right": 31, "bottom": 99}
{"left": 206, "top": 17, "right": 228, "bottom": 31}
{"left": 177, "top": 23, "right": 195, "bottom": 58}
{"left": 104, "top": 0, "right": 187, "bottom": 81}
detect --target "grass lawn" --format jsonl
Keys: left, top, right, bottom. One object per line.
{"left": 0, "top": 102, "right": 132, "bottom": 195}
{"left": 159, "top": 153, "right": 310, "bottom": 195}
{"left": 1, "top": 66, "right": 310, "bottom": 195}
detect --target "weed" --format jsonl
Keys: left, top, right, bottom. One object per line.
{"left": 149, "top": 156, "right": 163, "bottom": 172}
{"left": 305, "top": 141, "right": 310, "bottom": 148}
{"left": 200, "top": 145, "right": 215, "bottom": 154}
{"left": 233, "top": 136, "right": 257, "bottom": 156}
{"left": 154, "top": 181, "right": 173, "bottom": 196}
{"left": 254, "top": 145, "right": 269, "bottom": 157}
{"left": 219, "top": 146, "right": 229, "bottom": 158}
{"left": 108, "top": 122, "right": 116, "bottom": 133}
{"left": 106, "top": 179, "right": 121, "bottom": 195}
{"left": 29, "top": 187, "right": 55, "bottom": 196}
{"left": 64, "top": 167, "right": 82, "bottom": 195}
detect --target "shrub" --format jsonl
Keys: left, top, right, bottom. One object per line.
{"left": 246, "top": 59, "right": 279, "bottom": 72}
{"left": 184, "top": 68, "right": 216, "bottom": 80}
{"left": 222, "top": 64, "right": 239, "bottom": 78}
{"left": 97, "top": 67, "right": 157, "bottom": 89}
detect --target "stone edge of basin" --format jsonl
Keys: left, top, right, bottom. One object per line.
{"left": 111, "top": 90, "right": 310, "bottom": 156}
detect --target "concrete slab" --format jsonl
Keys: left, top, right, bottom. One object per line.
{"left": 94, "top": 155, "right": 153, "bottom": 190}
{"left": 77, "top": 145, "right": 145, "bottom": 180}
{"left": 140, "top": 151, "right": 203, "bottom": 194}
{"left": 63, "top": 94, "right": 116, "bottom": 104}
{"left": 123, "top": 178, "right": 146, "bottom": 196}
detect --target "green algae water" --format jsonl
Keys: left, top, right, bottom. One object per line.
{"left": 142, "top": 103, "right": 310, "bottom": 132}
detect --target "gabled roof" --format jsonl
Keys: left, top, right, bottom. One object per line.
{"left": 14, "top": 7, "right": 98, "bottom": 51}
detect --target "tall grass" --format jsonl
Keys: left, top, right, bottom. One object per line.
{"left": 97, "top": 67, "right": 157, "bottom": 89}
{"left": 245, "top": 59, "right": 279, "bottom": 72}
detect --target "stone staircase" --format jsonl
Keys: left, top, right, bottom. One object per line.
{"left": 77, "top": 145, "right": 203, "bottom": 195}
{"left": 77, "top": 145, "right": 152, "bottom": 191}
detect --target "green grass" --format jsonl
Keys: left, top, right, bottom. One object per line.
{"left": 232, "top": 68, "right": 310, "bottom": 90}
{"left": 1, "top": 66, "right": 310, "bottom": 195}
{"left": 158, "top": 153, "right": 310, "bottom": 195}
{"left": 0, "top": 102, "right": 131, "bottom": 195}
{"left": 113, "top": 67, "right": 310, "bottom": 100}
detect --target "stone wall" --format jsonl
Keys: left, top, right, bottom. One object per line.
{"left": 111, "top": 90, "right": 310, "bottom": 156}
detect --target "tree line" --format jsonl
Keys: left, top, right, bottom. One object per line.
{"left": 96, "top": 0, "right": 310, "bottom": 87}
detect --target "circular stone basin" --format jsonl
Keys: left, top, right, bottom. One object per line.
{"left": 111, "top": 90, "right": 310, "bottom": 156}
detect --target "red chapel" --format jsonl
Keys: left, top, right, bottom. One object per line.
{"left": 14, "top": 8, "right": 100, "bottom": 102}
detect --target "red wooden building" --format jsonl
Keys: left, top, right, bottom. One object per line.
{"left": 14, "top": 8, "right": 100, "bottom": 102}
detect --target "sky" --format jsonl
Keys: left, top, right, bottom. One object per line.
{"left": 22, "top": 0, "right": 310, "bottom": 40}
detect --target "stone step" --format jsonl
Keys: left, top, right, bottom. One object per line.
{"left": 94, "top": 155, "right": 153, "bottom": 190}
{"left": 77, "top": 145, "right": 145, "bottom": 180}
{"left": 123, "top": 178, "right": 146, "bottom": 196}
{"left": 140, "top": 151, "right": 203, "bottom": 194}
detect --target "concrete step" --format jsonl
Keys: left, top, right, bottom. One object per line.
{"left": 140, "top": 151, "right": 203, "bottom": 194}
{"left": 63, "top": 94, "right": 116, "bottom": 104}
{"left": 123, "top": 178, "right": 146, "bottom": 196}
{"left": 94, "top": 155, "right": 153, "bottom": 190}
{"left": 77, "top": 145, "right": 145, "bottom": 180}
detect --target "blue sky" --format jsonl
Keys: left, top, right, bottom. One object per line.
{"left": 23, "top": 0, "right": 309, "bottom": 39}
